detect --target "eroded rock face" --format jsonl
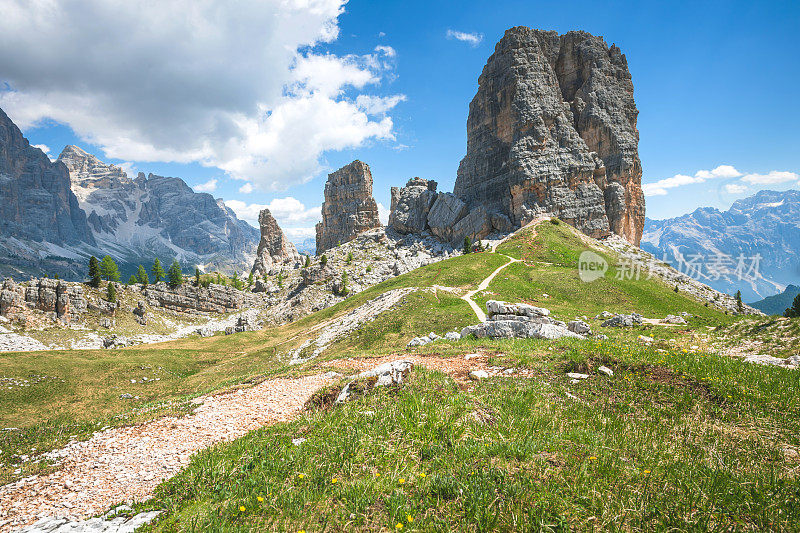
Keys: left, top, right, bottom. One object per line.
{"left": 453, "top": 27, "right": 645, "bottom": 245}
{"left": 315, "top": 160, "right": 381, "bottom": 255}
{"left": 0, "top": 278, "right": 86, "bottom": 322}
{"left": 0, "top": 109, "right": 95, "bottom": 247}
{"left": 389, "top": 178, "right": 438, "bottom": 235}
{"left": 142, "top": 282, "right": 260, "bottom": 315}
{"left": 251, "top": 208, "right": 301, "bottom": 276}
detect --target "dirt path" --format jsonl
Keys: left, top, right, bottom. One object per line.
{"left": 0, "top": 353, "right": 512, "bottom": 532}
{"left": 460, "top": 218, "right": 547, "bottom": 322}
{"left": 0, "top": 374, "right": 334, "bottom": 532}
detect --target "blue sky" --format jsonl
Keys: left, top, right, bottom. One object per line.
{"left": 4, "top": 0, "right": 799, "bottom": 241}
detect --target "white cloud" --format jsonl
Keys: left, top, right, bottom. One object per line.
{"left": 355, "top": 94, "right": 407, "bottom": 115}
{"left": 283, "top": 226, "right": 317, "bottom": 241}
{"left": 643, "top": 165, "right": 742, "bottom": 197}
{"left": 239, "top": 183, "right": 254, "bottom": 194}
{"left": 0, "top": 0, "right": 404, "bottom": 191}
{"left": 374, "top": 45, "right": 396, "bottom": 58}
{"left": 725, "top": 183, "right": 748, "bottom": 194}
{"left": 446, "top": 29, "right": 483, "bottom": 46}
{"left": 740, "top": 170, "right": 799, "bottom": 185}
{"left": 32, "top": 143, "right": 50, "bottom": 154}
{"left": 193, "top": 178, "right": 218, "bottom": 193}
{"left": 377, "top": 202, "right": 390, "bottom": 225}
{"left": 225, "top": 197, "right": 321, "bottom": 228}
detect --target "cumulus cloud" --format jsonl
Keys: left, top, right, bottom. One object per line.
{"left": 239, "top": 183, "right": 254, "bottom": 194}
{"left": 32, "top": 143, "right": 50, "bottom": 155}
{"left": 725, "top": 183, "right": 748, "bottom": 194}
{"left": 374, "top": 45, "right": 396, "bottom": 58}
{"left": 446, "top": 29, "right": 483, "bottom": 46}
{"left": 0, "top": 0, "right": 404, "bottom": 190}
{"left": 193, "top": 179, "right": 218, "bottom": 193}
{"left": 643, "top": 165, "right": 743, "bottom": 196}
{"left": 377, "top": 202, "right": 390, "bottom": 225}
{"left": 740, "top": 170, "right": 799, "bottom": 185}
{"left": 225, "top": 197, "right": 321, "bottom": 228}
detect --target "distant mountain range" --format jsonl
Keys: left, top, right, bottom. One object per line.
{"left": 750, "top": 284, "right": 800, "bottom": 315}
{"left": 641, "top": 189, "right": 800, "bottom": 302}
{"left": 0, "top": 107, "right": 259, "bottom": 280}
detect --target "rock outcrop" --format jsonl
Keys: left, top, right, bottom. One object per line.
{"left": 251, "top": 208, "right": 301, "bottom": 276}
{"left": 315, "top": 161, "right": 381, "bottom": 255}
{"left": 0, "top": 109, "right": 95, "bottom": 247}
{"left": 389, "top": 178, "right": 438, "bottom": 235}
{"left": 0, "top": 278, "right": 86, "bottom": 322}
{"left": 452, "top": 27, "right": 645, "bottom": 245}
{"left": 142, "top": 282, "right": 261, "bottom": 315}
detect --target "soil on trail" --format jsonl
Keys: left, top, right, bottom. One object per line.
{"left": 0, "top": 354, "right": 501, "bottom": 531}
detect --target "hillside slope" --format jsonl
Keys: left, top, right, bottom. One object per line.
{"left": 750, "top": 284, "right": 800, "bottom": 315}
{"left": 1, "top": 220, "right": 797, "bottom": 531}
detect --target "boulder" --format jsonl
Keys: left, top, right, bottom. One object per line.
{"left": 426, "top": 192, "right": 468, "bottom": 241}
{"left": 662, "top": 314, "right": 687, "bottom": 324}
{"left": 567, "top": 320, "right": 592, "bottom": 336}
{"left": 336, "top": 360, "right": 414, "bottom": 403}
{"left": 601, "top": 313, "right": 643, "bottom": 327}
{"left": 486, "top": 300, "right": 550, "bottom": 318}
{"left": 461, "top": 320, "right": 582, "bottom": 340}
{"left": 451, "top": 206, "right": 492, "bottom": 247}
{"left": 389, "top": 177, "right": 438, "bottom": 234}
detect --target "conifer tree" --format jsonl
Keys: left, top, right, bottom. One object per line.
{"left": 785, "top": 294, "right": 800, "bottom": 318}
{"left": 128, "top": 274, "right": 137, "bottom": 286}
{"left": 100, "top": 255, "right": 120, "bottom": 282}
{"left": 735, "top": 290, "right": 743, "bottom": 313}
{"left": 152, "top": 258, "right": 165, "bottom": 283}
{"left": 88, "top": 256, "right": 101, "bottom": 288}
{"left": 137, "top": 264, "right": 149, "bottom": 285}
{"left": 107, "top": 282, "right": 117, "bottom": 303}
{"left": 167, "top": 260, "right": 183, "bottom": 288}
{"left": 195, "top": 267, "right": 201, "bottom": 287}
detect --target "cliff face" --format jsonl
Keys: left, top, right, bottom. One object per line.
{"left": 315, "top": 160, "right": 381, "bottom": 255}
{"left": 0, "top": 110, "right": 95, "bottom": 247}
{"left": 453, "top": 27, "right": 645, "bottom": 245}
{"left": 251, "top": 208, "right": 301, "bottom": 276}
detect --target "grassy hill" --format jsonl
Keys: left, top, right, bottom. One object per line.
{"left": 2, "top": 220, "right": 799, "bottom": 530}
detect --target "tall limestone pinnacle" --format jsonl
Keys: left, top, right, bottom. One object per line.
{"left": 453, "top": 26, "right": 645, "bottom": 245}
{"left": 315, "top": 160, "right": 382, "bottom": 255}
{"left": 251, "top": 208, "right": 301, "bottom": 276}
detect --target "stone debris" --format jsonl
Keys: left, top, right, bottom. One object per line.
{"left": 601, "top": 313, "right": 644, "bottom": 328}
{"left": 469, "top": 370, "right": 489, "bottom": 381}
{"left": 662, "top": 314, "right": 687, "bottom": 325}
{"left": 0, "top": 374, "right": 334, "bottom": 530}
{"left": 567, "top": 372, "right": 589, "bottom": 380}
{"left": 638, "top": 335, "right": 654, "bottom": 344}
{"left": 742, "top": 354, "right": 800, "bottom": 369}
{"left": 16, "top": 511, "right": 162, "bottom": 533}
{"left": 567, "top": 320, "right": 592, "bottom": 336}
{"left": 598, "top": 365, "right": 614, "bottom": 377}
{"left": 336, "top": 360, "right": 414, "bottom": 403}
{"left": 459, "top": 300, "right": 582, "bottom": 341}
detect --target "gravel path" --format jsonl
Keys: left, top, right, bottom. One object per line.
{"left": 0, "top": 374, "right": 334, "bottom": 532}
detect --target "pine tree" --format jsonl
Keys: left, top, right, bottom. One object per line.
{"left": 277, "top": 271, "right": 284, "bottom": 288}
{"left": 152, "top": 258, "right": 165, "bottom": 283}
{"left": 216, "top": 272, "right": 222, "bottom": 285}
{"left": 304, "top": 255, "right": 311, "bottom": 268}
{"left": 247, "top": 271, "right": 254, "bottom": 288}
{"left": 785, "top": 294, "right": 800, "bottom": 318}
{"left": 346, "top": 251, "right": 353, "bottom": 264}
{"left": 137, "top": 264, "right": 149, "bottom": 286}
{"left": 463, "top": 236, "right": 472, "bottom": 254}
{"left": 231, "top": 271, "right": 242, "bottom": 290}
{"left": 167, "top": 260, "right": 183, "bottom": 288}
{"left": 107, "top": 282, "right": 117, "bottom": 303}
{"left": 338, "top": 270, "right": 349, "bottom": 296}
{"left": 100, "top": 255, "right": 120, "bottom": 282}
{"left": 88, "top": 256, "right": 101, "bottom": 288}
{"left": 128, "top": 274, "right": 138, "bottom": 286}
{"left": 735, "top": 290, "right": 743, "bottom": 313}
{"left": 195, "top": 267, "right": 201, "bottom": 287}
{"left": 321, "top": 255, "right": 328, "bottom": 266}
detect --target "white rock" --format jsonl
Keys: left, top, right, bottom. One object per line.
{"left": 638, "top": 335, "right": 654, "bottom": 343}
{"left": 598, "top": 365, "right": 614, "bottom": 376}
{"left": 566, "top": 372, "right": 589, "bottom": 379}
{"left": 469, "top": 370, "right": 489, "bottom": 381}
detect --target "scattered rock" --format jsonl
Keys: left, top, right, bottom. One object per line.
{"left": 567, "top": 320, "right": 592, "bottom": 336}
{"left": 598, "top": 365, "right": 614, "bottom": 377}
{"left": 567, "top": 372, "right": 589, "bottom": 380}
{"left": 638, "top": 335, "right": 654, "bottom": 343}
{"left": 469, "top": 370, "right": 489, "bottom": 381}
{"left": 336, "top": 360, "right": 414, "bottom": 403}
{"left": 662, "top": 314, "right": 687, "bottom": 325}
{"left": 602, "top": 313, "right": 643, "bottom": 328}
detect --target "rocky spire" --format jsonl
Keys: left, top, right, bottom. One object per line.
{"left": 251, "top": 208, "right": 301, "bottom": 276}
{"left": 315, "top": 160, "right": 381, "bottom": 255}
{"left": 453, "top": 27, "right": 645, "bottom": 245}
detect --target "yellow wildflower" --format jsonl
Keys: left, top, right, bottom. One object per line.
{"left": 398, "top": 478, "right": 405, "bottom": 484}
{"left": 331, "top": 477, "right": 338, "bottom": 484}
{"left": 239, "top": 506, "right": 246, "bottom": 512}
{"left": 298, "top": 473, "right": 305, "bottom": 479}
{"left": 396, "top": 523, "right": 404, "bottom": 530}
{"left": 643, "top": 470, "right": 651, "bottom": 475}
{"left": 257, "top": 496, "right": 264, "bottom": 502}
{"left": 418, "top": 473, "right": 426, "bottom": 478}
{"left": 407, "top": 515, "right": 414, "bottom": 522}
{"left": 589, "top": 456, "right": 597, "bottom": 461}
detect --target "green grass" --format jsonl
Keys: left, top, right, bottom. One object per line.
{"left": 142, "top": 340, "right": 800, "bottom": 531}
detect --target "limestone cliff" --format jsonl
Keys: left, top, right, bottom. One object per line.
{"left": 251, "top": 208, "right": 301, "bottom": 276}
{"left": 315, "top": 161, "right": 381, "bottom": 255}
{"left": 453, "top": 27, "right": 645, "bottom": 245}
